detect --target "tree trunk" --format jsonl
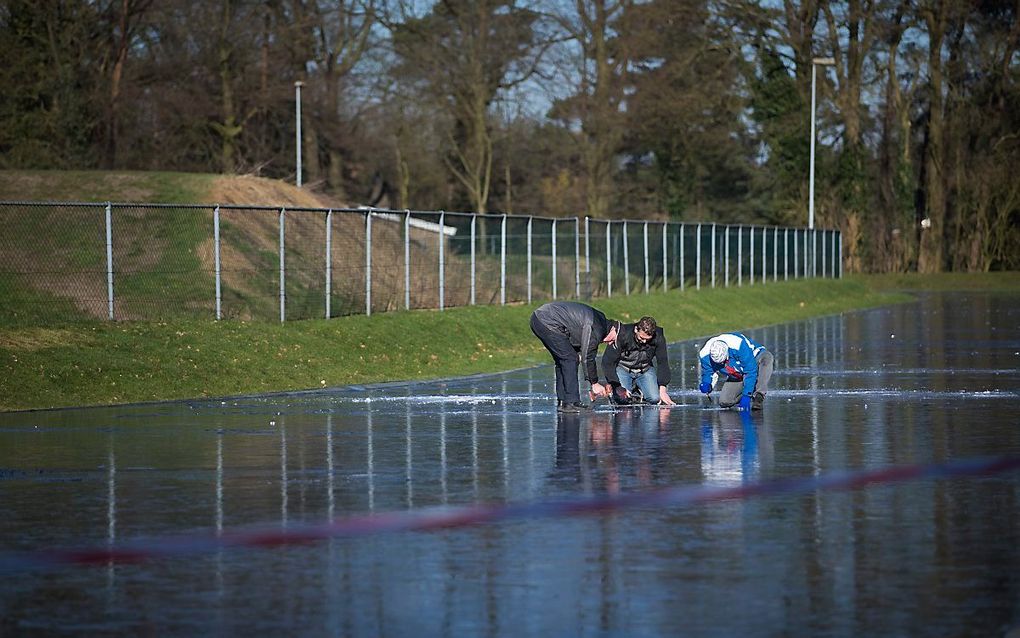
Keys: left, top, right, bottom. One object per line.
{"left": 217, "top": 0, "right": 240, "bottom": 174}
{"left": 303, "top": 116, "right": 321, "bottom": 184}
{"left": 877, "top": 1, "right": 914, "bottom": 272}
{"left": 325, "top": 71, "right": 343, "bottom": 194}
{"left": 103, "top": 0, "right": 132, "bottom": 169}
{"left": 821, "top": 0, "right": 878, "bottom": 272}
{"left": 918, "top": 1, "right": 947, "bottom": 273}
{"left": 395, "top": 143, "right": 409, "bottom": 210}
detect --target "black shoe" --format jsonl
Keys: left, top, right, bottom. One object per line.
{"left": 752, "top": 392, "right": 765, "bottom": 410}
{"left": 557, "top": 401, "right": 588, "bottom": 413}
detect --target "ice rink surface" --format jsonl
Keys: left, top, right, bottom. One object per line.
{"left": 1, "top": 292, "right": 1019, "bottom": 636}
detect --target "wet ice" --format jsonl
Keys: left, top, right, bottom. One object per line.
{"left": 1, "top": 291, "right": 1018, "bottom": 637}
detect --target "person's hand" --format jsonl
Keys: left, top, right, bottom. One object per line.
{"left": 590, "top": 383, "right": 608, "bottom": 398}
{"left": 699, "top": 382, "right": 712, "bottom": 394}
{"left": 658, "top": 387, "right": 676, "bottom": 405}
{"left": 737, "top": 395, "right": 752, "bottom": 411}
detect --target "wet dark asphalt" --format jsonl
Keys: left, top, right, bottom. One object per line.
{"left": 1, "top": 292, "right": 1018, "bottom": 637}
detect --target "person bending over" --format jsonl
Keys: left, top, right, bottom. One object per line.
{"left": 530, "top": 301, "right": 619, "bottom": 413}
{"left": 698, "top": 332, "right": 774, "bottom": 411}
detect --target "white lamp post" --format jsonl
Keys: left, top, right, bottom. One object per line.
{"left": 294, "top": 81, "right": 304, "bottom": 188}
{"left": 809, "top": 57, "right": 835, "bottom": 230}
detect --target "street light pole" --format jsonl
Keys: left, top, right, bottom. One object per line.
{"left": 809, "top": 57, "right": 835, "bottom": 230}
{"left": 294, "top": 81, "right": 304, "bottom": 188}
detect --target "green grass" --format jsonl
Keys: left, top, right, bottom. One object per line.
{"left": 0, "top": 277, "right": 918, "bottom": 412}
{"left": 851, "top": 271, "right": 1020, "bottom": 291}
{"left": 0, "top": 170, "right": 215, "bottom": 203}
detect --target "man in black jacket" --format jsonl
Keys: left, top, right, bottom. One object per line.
{"left": 530, "top": 301, "right": 620, "bottom": 413}
{"left": 602, "top": 316, "right": 676, "bottom": 405}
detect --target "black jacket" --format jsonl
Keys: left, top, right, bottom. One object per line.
{"left": 602, "top": 324, "right": 672, "bottom": 387}
{"left": 531, "top": 301, "right": 612, "bottom": 383}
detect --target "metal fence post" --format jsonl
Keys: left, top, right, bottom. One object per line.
{"left": 711, "top": 223, "right": 716, "bottom": 288}
{"left": 773, "top": 227, "right": 779, "bottom": 282}
{"left": 606, "top": 221, "right": 612, "bottom": 297}
{"left": 438, "top": 211, "right": 445, "bottom": 311}
{"left": 784, "top": 228, "right": 789, "bottom": 281}
{"left": 749, "top": 225, "right": 755, "bottom": 285}
{"left": 105, "top": 203, "right": 114, "bottom": 320}
{"left": 214, "top": 205, "right": 222, "bottom": 320}
{"left": 737, "top": 225, "right": 743, "bottom": 287}
{"left": 574, "top": 217, "right": 580, "bottom": 299}
{"left": 679, "top": 223, "right": 685, "bottom": 291}
{"left": 584, "top": 216, "right": 590, "bottom": 278}
{"left": 643, "top": 221, "right": 649, "bottom": 293}
{"left": 761, "top": 225, "right": 767, "bottom": 284}
{"left": 813, "top": 229, "right": 818, "bottom": 277}
{"left": 623, "top": 220, "right": 630, "bottom": 295}
{"left": 551, "top": 218, "right": 557, "bottom": 299}
{"left": 365, "top": 210, "right": 372, "bottom": 316}
{"left": 695, "top": 223, "right": 701, "bottom": 290}
{"left": 404, "top": 211, "right": 411, "bottom": 310}
{"left": 662, "top": 222, "right": 668, "bottom": 293}
{"left": 500, "top": 214, "right": 507, "bottom": 305}
{"left": 838, "top": 231, "right": 843, "bottom": 278}
{"left": 724, "top": 225, "right": 730, "bottom": 287}
{"left": 324, "top": 209, "right": 331, "bottom": 319}
{"left": 470, "top": 214, "right": 477, "bottom": 305}
{"left": 527, "top": 216, "right": 533, "bottom": 304}
{"left": 279, "top": 208, "right": 286, "bottom": 322}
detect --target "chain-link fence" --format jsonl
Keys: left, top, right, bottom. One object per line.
{"left": 0, "top": 202, "right": 842, "bottom": 324}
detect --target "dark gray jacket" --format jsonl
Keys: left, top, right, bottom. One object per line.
{"left": 602, "top": 324, "right": 672, "bottom": 387}
{"left": 531, "top": 301, "right": 612, "bottom": 383}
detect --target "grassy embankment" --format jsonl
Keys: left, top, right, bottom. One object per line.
{"left": 852, "top": 271, "right": 1020, "bottom": 292}
{"left": 0, "top": 170, "right": 217, "bottom": 203}
{"left": 1, "top": 277, "right": 910, "bottom": 412}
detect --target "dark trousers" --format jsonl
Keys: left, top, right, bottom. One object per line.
{"left": 530, "top": 312, "right": 581, "bottom": 403}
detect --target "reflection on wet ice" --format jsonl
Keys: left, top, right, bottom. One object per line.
{"left": 1, "top": 293, "right": 1019, "bottom": 636}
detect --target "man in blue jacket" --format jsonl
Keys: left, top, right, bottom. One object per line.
{"left": 530, "top": 301, "right": 620, "bottom": 413}
{"left": 698, "top": 332, "right": 774, "bottom": 411}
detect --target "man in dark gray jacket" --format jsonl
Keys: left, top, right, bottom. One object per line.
{"left": 530, "top": 301, "right": 619, "bottom": 413}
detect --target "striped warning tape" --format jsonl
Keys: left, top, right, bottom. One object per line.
{"left": 2, "top": 455, "right": 1018, "bottom": 573}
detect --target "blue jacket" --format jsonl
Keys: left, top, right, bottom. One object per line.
{"left": 698, "top": 333, "right": 765, "bottom": 397}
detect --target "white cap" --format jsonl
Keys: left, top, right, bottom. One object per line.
{"left": 709, "top": 340, "right": 729, "bottom": 363}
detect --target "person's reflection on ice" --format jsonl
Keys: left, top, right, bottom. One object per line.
{"left": 700, "top": 409, "right": 765, "bottom": 484}
{"left": 553, "top": 408, "right": 678, "bottom": 495}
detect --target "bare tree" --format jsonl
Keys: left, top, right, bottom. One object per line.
{"left": 390, "top": 0, "right": 547, "bottom": 213}
{"left": 876, "top": 0, "right": 918, "bottom": 272}
{"left": 818, "top": 0, "right": 882, "bottom": 270}
{"left": 96, "top": 0, "right": 154, "bottom": 168}
{"left": 548, "top": 0, "right": 630, "bottom": 219}
{"left": 916, "top": 0, "right": 952, "bottom": 273}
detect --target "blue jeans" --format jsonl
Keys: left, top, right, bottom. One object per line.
{"left": 615, "top": 365, "right": 660, "bottom": 403}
